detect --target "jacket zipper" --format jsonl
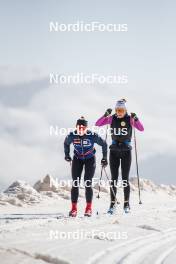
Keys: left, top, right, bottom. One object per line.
{"left": 81, "top": 137, "right": 85, "bottom": 160}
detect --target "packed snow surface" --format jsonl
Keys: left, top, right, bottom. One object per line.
{"left": 0, "top": 175, "right": 176, "bottom": 264}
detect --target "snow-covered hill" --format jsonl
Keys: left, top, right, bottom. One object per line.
{"left": 0, "top": 175, "right": 176, "bottom": 208}
{"left": 0, "top": 180, "right": 41, "bottom": 206}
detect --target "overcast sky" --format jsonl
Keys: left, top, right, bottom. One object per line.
{"left": 0, "top": 0, "right": 176, "bottom": 189}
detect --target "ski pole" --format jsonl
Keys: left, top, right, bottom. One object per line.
{"left": 96, "top": 124, "right": 109, "bottom": 200}
{"left": 96, "top": 166, "right": 104, "bottom": 215}
{"left": 133, "top": 128, "right": 142, "bottom": 204}
{"left": 96, "top": 124, "right": 109, "bottom": 215}
{"left": 103, "top": 167, "right": 120, "bottom": 205}
{"left": 96, "top": 166, "right": 103, "bottom": 199}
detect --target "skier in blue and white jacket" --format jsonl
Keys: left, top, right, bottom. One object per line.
{"left": 64, "top": 116, "right": 107, "bottom": 217}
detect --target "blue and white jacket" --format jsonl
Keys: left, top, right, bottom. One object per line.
{"left": 64, "top": 130, "right": 107, "bottom": 160}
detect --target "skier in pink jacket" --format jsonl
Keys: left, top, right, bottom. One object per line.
{"left": 95, "top": 99, "right": 144, "bottom": 214}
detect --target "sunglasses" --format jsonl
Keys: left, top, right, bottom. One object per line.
{"left": 116, "top": 108, "right": 126, "bottom": 113}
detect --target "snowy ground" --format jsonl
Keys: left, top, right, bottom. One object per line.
{"left": 0, "top": 183, "right": 176, "bottom": 264}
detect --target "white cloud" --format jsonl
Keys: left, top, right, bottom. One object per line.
{"left": 0, "top": 65, "right": 48, "bottom": 85}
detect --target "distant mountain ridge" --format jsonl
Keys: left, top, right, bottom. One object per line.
{"left": 0, "top": 175, "right": 175, "bottom": 207}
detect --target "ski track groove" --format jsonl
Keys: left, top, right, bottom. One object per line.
{"left": 154, "top": 245, "right": 176, "bottom": 264}
{"left": 86, "top": 228, "right": 176, "bottom": 264}
{"left": 118, "top": 234, "right": 176, "bottom": 264}
{"left": 0, "top": 246, "right": 70, "bottom": 264}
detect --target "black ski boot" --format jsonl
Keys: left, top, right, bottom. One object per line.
{"left": 124, "top": 201, "right": 130, "bottom": 213}
{"left": 107, "top": 202, "right": 116, "bottom": 215}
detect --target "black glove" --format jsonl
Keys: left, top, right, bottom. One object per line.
{"left": 131, "top": 112, "right": 138, "bottom": 121}
{"left": 65, "top": 155, "right": 72, "bottom": 162}
{"left": 101, "top": 158, "right": 108, "bottom": 167}
{"left": 104, "top": 108, "right": 112, "bottom": 117}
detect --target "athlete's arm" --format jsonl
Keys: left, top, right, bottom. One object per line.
{"left": 95, "top": 115, "right": 113, "bottom": 127}
{"left": 130, "top": 114, "right": 144, "bottom": 131}
{"left": 64, "top": 133, "right": 73, "bottom": 157}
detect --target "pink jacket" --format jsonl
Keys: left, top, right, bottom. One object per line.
{"left": 95, "top": 115, "right": 144, "bottom": 131}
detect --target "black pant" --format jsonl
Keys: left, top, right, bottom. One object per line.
{"left": 71, "top": 156, "right": 96, "bottom": 203}
{"left": 109, "top": 150, "right": 131, "bottom": 204}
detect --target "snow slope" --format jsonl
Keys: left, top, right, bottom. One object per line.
{"left": 0, "top": 176, "right": 176, "bottom": 264}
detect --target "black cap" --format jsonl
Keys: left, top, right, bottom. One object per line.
{"left": 76, "top": 116, "right": 88, "bottom": 127}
